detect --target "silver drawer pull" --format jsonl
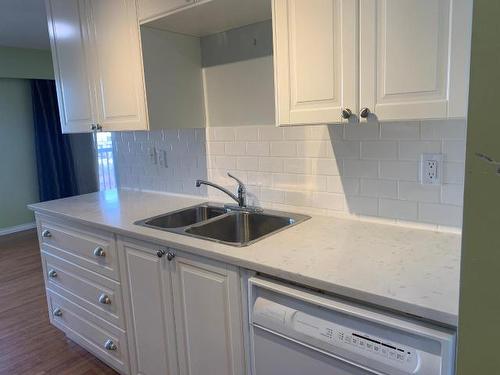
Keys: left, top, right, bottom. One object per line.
{"left": 42, "top": 230, "right": 52, "bottom": 238}
{"left": 98, "top": 293, "right": 112, "bottom": 305}
{"left": 93, "top": 247, "right": 106, "bottom": 257}
{"left": 104, "top": 339, "right": 117, "bottom": 351}
{"left": 48, "top": 269, "right": 58, "bottom": 278}
{"left": 53, "top": 308, "right": 62, "bottom": 317}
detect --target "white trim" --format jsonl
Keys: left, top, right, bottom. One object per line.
{"left": 0, "top": 222, "right": 36, "bottom": 236}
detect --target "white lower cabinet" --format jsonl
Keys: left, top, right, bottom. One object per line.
{"left": 118, "top": 237, "right": 246, "bottom": 375}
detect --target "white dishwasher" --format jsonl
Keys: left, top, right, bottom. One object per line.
{"left": 248, "top": 277, "right": 456, "bottom": 375}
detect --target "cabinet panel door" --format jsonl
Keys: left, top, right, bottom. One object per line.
{"left": 119, "top": 240, "right": 178, "bottom": 375}
{"left": 170, "top": 253, "right": 245, "bottom": 375}
{"left": 138, "top": 0, "right": 196, "bottom": 23}
{"left": 359, "top": 0, "right": 472, "bottom": 121}
{"left": 46, "top": 0, "right": 96, "bottom": 133}
{"left": 88, "top": 0, "right": 149, "bottom": 131}
{"left": 273, "top": 0, "right": 358, "bottom": 126}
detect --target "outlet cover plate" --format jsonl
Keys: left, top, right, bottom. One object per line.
{"left": 421, "top": 153, "right": 443, "bottom": 185}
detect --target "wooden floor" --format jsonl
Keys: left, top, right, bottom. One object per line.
{"left": 0, "top": 230, "right": 118, "bottom": 375}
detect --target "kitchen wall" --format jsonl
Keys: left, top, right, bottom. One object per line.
{"left": 113, "top": 119, "right": 466, "bottom": 231}
{"left": 0, "top": 79, "right": 39, "bottom": 231}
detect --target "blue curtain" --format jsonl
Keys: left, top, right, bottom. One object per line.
{"left": 31, "top": 80, "right": 89, "bottom": 201}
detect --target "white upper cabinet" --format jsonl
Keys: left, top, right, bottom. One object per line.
{"left": 138, "top": 0, "right": 196, "bottom": 23}
{"left": 359, "top": 0, "right": 473, "bottom": 122}
{"left": 273, "top": 0, "right": 358, "bottom": 126}
{"left": 88, "top": 0, "right": 148, "bottom": 131}
{"left": 46, "top": 0, "right": 96, "bottom": 133}
{"left": 46, "top": 0, "right": 149, "bottom": 133}
{"left": 272, "top": 0, "right": 472, "bottom": 126}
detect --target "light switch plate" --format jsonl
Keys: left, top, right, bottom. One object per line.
{"left": 421, "top": 153, "right": 443, "bottom": 185}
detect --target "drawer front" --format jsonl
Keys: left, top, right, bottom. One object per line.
{"left": 43, "top": 252, "right": 124, "bottom": 328}
{"left": 47, "top": 290, "right": 129, "bottom": 374}
{"left": 39, "top": 219, "right": 118, "bottom": 280}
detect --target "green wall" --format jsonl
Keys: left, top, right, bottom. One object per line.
{"left": 0, "top": 79, "right": 39, "bottom": 229}
{"left": 457, "top": 0, "right": 500, "bottom": 373}
{"left": 0, "top": 46, "right": 53, "bottom": 80}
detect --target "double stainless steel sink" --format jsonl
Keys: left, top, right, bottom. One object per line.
{"left": 135, "top": 203, "right": 310, "bottom": 247}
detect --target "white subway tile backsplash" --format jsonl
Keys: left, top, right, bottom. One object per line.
{"left": 114, "top": 119, "right": 466, "bottom": 230}
{"left": 344, "top": 123, "right": 380, "bottom": 140}
{"left": 246, "top": 141, "right": 270, "bottom": 156}
{"left": 379, "top": 161, "right": 419, "bottom": 181}
{"left": 361, "top": 141, "right": 398, "bottom": 160}
{"left": 420, "top": 119, "right": 467, "bottom": 140}
{"left": 380, "top": 122, "right": 420, "bottom": 140}
{"left": 236, "top": 156, "right": 259, "bottom": 171}
{"left": 443, "top": 141, "right": 467, "bottom": 162}
{"left": 444, "top": 162, "right": 466, "bottom": 184}
{"left": 283, "top": 127, "right": 311, "bottom": 140}
{"left": 345, "top": 196, "right": 379, "bottom": 216}
{"left": 419, "top": 203, "right": 463, "bottom": 227}
{"left": 312, "top": 192, "right": 345, "bottom": 211}
{"left": 284, "top": 158, "right": 313, "bottom": 174}
{"left": 327, "top": 176, "right": 360, "bottom": 195}
{"left": 270, "top": 141, "right": 297, "bottom": 157}
{"left": 331, "top": 141, "right": 360, "bottom": 159}
{"left": 441, "top": 184, "right": 464, "bottom": 206}
{"left": 312, "top": 159, "right": 342, "bottom": 176}
{"left": 259, "top": 157, "right": 284, "bottom": 173}
{"left": 398, "top": 141, "right": 441, "bottom": 161}
{"left": 224, "top": 142, "right": 247, "bottom": 155}
{"left": 297, "top": 141, "right": 330, "bottom": 158}
{"left": 379, "top": 199, "right": 418, "bottom": 221}
{"left": 343, "top": 160, "right": 379, "bottom": 178}
{"left": 399, "top": 181, "right": 441, "bottom": 203}
{"left": 235, "top": 126, "right": 259, "bottom": 141}
{"left": 360, "top": 179, "right": 398, "bottom": 199}
{"left": 259, "top": 126, "right": 283, "bottom": 141}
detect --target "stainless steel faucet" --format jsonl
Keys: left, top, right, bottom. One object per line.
{"left": 196, "top": 173, "right": 248, "bottom": 208}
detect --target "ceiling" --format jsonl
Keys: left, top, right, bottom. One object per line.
{"left": 0, "top": 0, "right": 50, "bottom": 50}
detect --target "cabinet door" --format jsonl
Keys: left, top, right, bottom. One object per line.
{"left": 359, "top": 0, "right": 472, "bottom": 121}
{"left": 273, "top": 0, "right": 358, "bottom": 126}
{"left": 87, "top": 0, "right": 149, "bottom": 131}
{"left": 46, "top": 0, "right": 96, "bottom": 133}
{"left": 118, "top": 239, "right": 178, "bottom": 375}
{"left": 138, "top": 0, "right": 196, "bottom": 23}
{"left": 170, "top": 251, "right": 245, "bottom": 375}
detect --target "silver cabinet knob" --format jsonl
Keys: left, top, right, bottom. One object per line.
{"left": 53, "top": 308, "right": 63, "bottom": 317}
{"left": 93, "top": 247, "right": 106, "bottom": 257}
{"left": 167, "top": 251, "right": 176, "bottom": 261}
{"left": 98, "top": 293, "right": 112, "bottom": 305}
{"left": 360, "top": 107, "right": 371, "bottom": 118}
{"left": 48, "top": 269, "right": 58, "bottom": 278}
{"left": 42, "top": 229, "right": 52, "bottom": 238}
{"left": 96, "top": 124, "right": 102, "bottom": 131}
{"left": 341, "top": 108, "right": 352, "bottom": 119}
{"left": 157, "top": 249, "right": 166, "bottom": 258}
{"left": 91, "top": 124, "right": 97, "bottom": 131}
{"left": 104, "top": 339, "right": 117, "bottom": 351}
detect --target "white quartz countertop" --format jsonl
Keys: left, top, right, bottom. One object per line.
{"left": 29, "top": 189, "right": 461, "bottom": 327}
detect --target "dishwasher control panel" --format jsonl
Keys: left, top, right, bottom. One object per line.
{"left": 292, "top": 311, "right": 418, "bottom": 372}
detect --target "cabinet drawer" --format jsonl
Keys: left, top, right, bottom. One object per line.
{"left": 43, "top": 252, "right": 124, "bottom": 328}
{"left": 39, "top": 219, "right": 118, "bottom": 280}
{"left": 47, "top": 290, "right": 129, "bottom": 374}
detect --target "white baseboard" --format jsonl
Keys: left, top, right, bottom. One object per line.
{"left": 0, "top": 222, "right": 36, "bottom": 236}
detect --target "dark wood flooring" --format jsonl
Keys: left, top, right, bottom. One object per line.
{"left": 0, "top": 230, "right": 118, "bottom": 375}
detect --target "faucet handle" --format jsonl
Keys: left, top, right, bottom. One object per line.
{"left": 227, "top": 173, "right": 245, "bottom": 188}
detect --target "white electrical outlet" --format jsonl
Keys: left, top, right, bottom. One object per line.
{"left": 421, "top": 153, "right": 443, "bottom": 185}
